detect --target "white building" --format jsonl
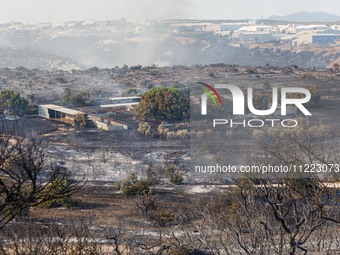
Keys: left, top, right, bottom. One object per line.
{"left": 292, "top": 31, "right": 315, "bottom": 46}
{"left": 100, "top": 96, "right": 141, "bottom": 108}
{"left": 171, "top": 23, "right": 219, "bottom": 33}
{"left": 295, "top": 25, "right": 328, "bottom": 33}
{"left": 239, "top": 25, "right": 272, "bottom": 32}
{"left": 239, "top": 32, "right": 274, "bottom": 44}
{"left": 220, "top": 22, "right": 248, "bottom": 31}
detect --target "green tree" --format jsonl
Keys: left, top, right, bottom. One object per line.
{"left": 165, "top": 164, "right": 184, "bottom": 185}
{"left": 135, "top": 86, "right": 190, "bottom": 121}
{"left": 0, "top": 125, "right": 80, "bottom": 229}
{"left": 0, "top": 90, "right": 30, "bottom": 116}
{"left": 120, "top": 173, "right": 150, "bottom": 196}
{"left": 62, "top": 88, "right": 93, "bottom": 107}
{"left": 62, "top": 87, "right": 72, "bottom": 105}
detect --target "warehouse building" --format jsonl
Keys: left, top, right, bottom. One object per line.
{"left": 312, "top": 34, "right": 340, "bottom": 45}
{"left": 38, "top": 104, "right": 88, "bottom": 127}
{"left": 239, "top": 32, "right": 274, "bottom": 44}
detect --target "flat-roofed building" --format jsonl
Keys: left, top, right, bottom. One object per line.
{"left": 110, "top": 96, "right": 141, "bottom": 104}
{"left": 312, "top": 34, "right": 340, "bottom": 45}
{"left": 239, "top": 32, "right": 273, "bottom": 44}
{"left": 220, "top": 22, "right": 248, "bottom": 31}
{"left": 100, "top": 96, "right": 141, "bottom": 108}
{"left": 295, "top": 25, "right": 328, "bottom": 33}
{"left": 38, "top": 104, "right": 88, "bottom": 126}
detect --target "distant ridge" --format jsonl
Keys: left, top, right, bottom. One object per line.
{"left": 267, "top": 11, "right": 340, "bottom": 22}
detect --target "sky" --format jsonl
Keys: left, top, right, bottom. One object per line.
{"left": 0, "top": 0, "right": 340, "bottom": 24}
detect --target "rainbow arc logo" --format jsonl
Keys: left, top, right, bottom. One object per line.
{"left": 198, "top": 82, "right": 223, "bottom": 106}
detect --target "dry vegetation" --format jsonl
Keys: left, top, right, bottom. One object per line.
{"left": 0, "top": 65, "right": 339, "bottom": 254}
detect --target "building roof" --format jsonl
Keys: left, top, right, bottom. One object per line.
{"left": 296, "top": 25, "right": 328, "bottom": 30}
{"left": 312, "top": 34, "right": 340, "bottom": 37}
{"left": 239, "top": 31, "right": 272, "bottom": 35}
{"left": 239, "top": 25, "right": 271, "bottom": 32}
{"left": 110, "top": 96, "right": 141, "bottom": 100}
{"left": 100, "top": 102, "right": 139, "bottom": 108}
{"left": 39, "top": 104, "right": 86, "bottom": 116}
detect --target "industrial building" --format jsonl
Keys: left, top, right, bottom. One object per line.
{"left": 220, "top": 22, "right": 248, "bottom": 31}
{"left": 239, "top": 32, "right": 274, "bottom": 44}
{"left": 295, "top": 25, "right": 328, "bottom": 33}
{"left": 38, "top": 104, "right": 88, "bottom": 127}
{"left": 171, "top": 23, "right": 219, "bottom": 33}
{"left": 312, "top": 34, "right": 340, "bottom": 45}
{"left": 239, "top": 25, "right": 271, "bottom": 32}
{"left": 292, "top": 31, "right": 315, "bottom": 46}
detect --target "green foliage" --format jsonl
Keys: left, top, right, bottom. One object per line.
{"left": 121, "top": 173, "right": 150, "bottom": 196}
{"left": 135, "top": 86, "right": 190, "bottom": 121}
{"left": 165, "top": 165, "right": 184, "bottom": 185}
{"left": 127, "top": 88, "right": 137, "bottom": 95}
{"left": 122, "top": 88, "right": 138, "bottom": 97}
{"left": 113, "top": 181, "right": 122, "bottom": 191}
{"left": 0, "top": 90, "right": 30, "bottom": 116}
{"left": 62, "top": 87, "right": 72, "bottom": 104}
{"left": 39, "top": 180, "right": 74, "bottom": 208}
{"left": 62, "top": 88, "right": 94, "bottom": 107}
{"left": 72, "top": 92, "right": 93, "bottom": 106}
{"left": 141, "top": 79, "right": 154, "bottom": 89}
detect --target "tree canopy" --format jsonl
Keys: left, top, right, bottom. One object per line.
{"left": 0, "top": 90, "right": 30, "bottom": 116}
{"left": 135, "top": 86, "right": 190, "bottom": 121}
{"left": 0, "top": 124, "right": 80, "bottom": 229}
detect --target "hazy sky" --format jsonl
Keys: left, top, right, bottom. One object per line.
{"left": 0, "top": 0, "right": 340, "bottom": 24}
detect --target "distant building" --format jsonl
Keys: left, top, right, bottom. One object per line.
{"left": 312, "top": 34, "right": 340, "bottom": 45}
{"left": 274, "top": 24, "right": 296, "bottom": 34}
{"left": 292, "top": 31, "right": 315, "bottom": 46}
{"left": 39, "top": 104, "right": 128, "bottom": 130}
{"left": 171, "top": 23, "right": 219, "bottom": 33}
{"left": 318, "top": 29, "right": 340, "bottom": 35}
{"left": 110, "top": 96, "right": 141, "bottom": 104}
{"left": 101, "top": 96, "right": 141, "bottom": 108}
{"left": 239, "top": 25, "right": 271, "bottom": 32}
{"left": 275, "top": 34, "right": 296, "bottom": 44}
{"left": 38, "top": 104, "right": 88, "bottom": 126}
{"left": 295, "top": 25, "right": 328, "bottom": 33}
{"left": 220, "top": 22, "right": 248, "bottom": 31}
{"left": 239, "top": 32, "right": 273, "bottom": 44}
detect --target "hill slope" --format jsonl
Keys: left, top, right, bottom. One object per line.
{"left": 267, "top": 11, "right": 340, "bottom": 22}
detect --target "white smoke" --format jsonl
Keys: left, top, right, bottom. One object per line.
{"left": 111, "top": 0, "right": 193, "bottom": 20}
